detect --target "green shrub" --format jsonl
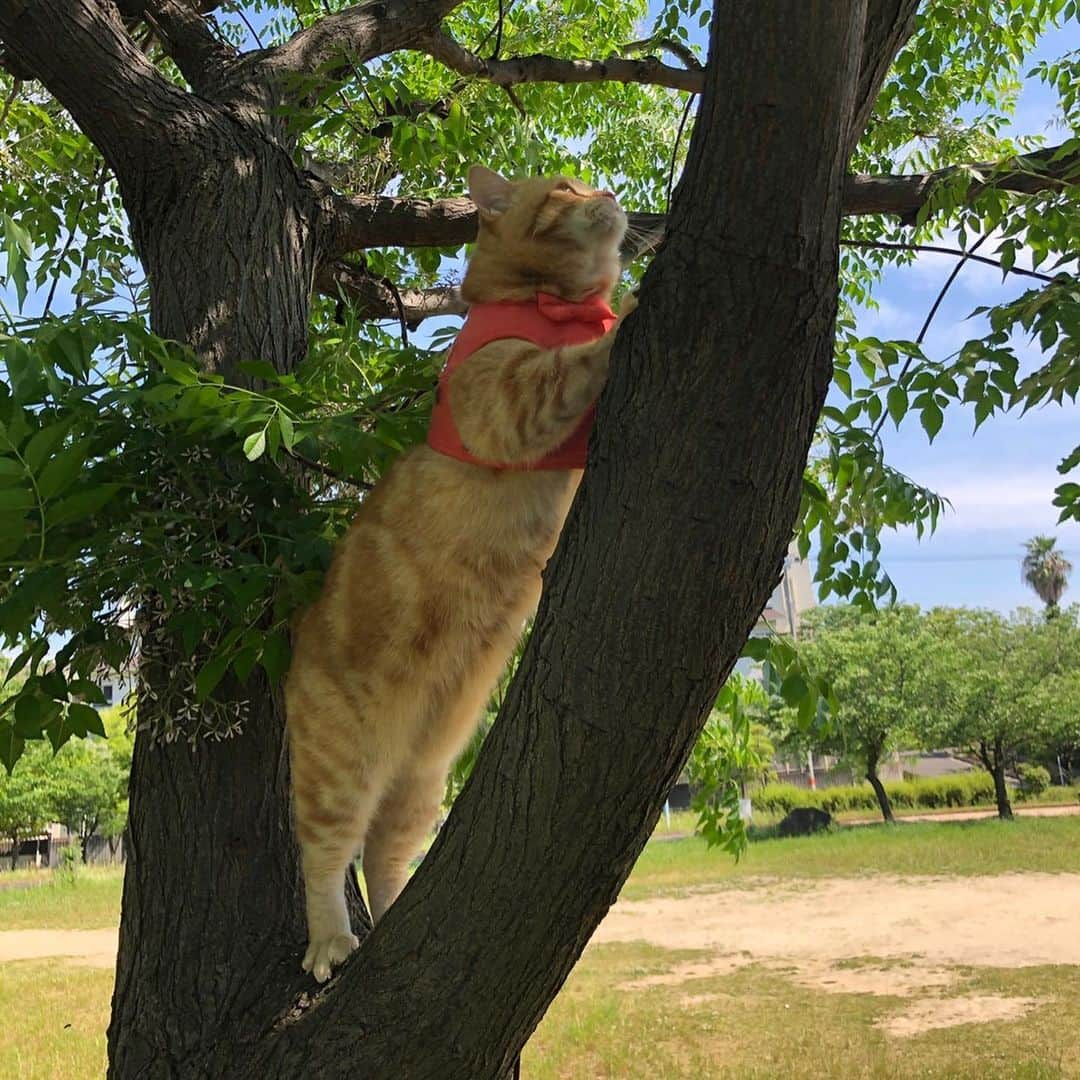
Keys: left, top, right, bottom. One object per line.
{"left": 751, "top": 771, "right": 1000, "bottom": 817}
{"left": 1017, "top": 764, "right": 1052, "bottom": 800}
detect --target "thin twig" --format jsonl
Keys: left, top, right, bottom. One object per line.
{"left": 235, "top": 6, "right": 266, "bottom": 50}
{"left": 502, "top": 84, "right": 526, "bottom": 118}
{"left": 380, "top": 275, "right": 410, "bottom": 345}
{"left": 914, "top": 234, "right": 990, "bottom": 347}
{"left": 42, "top": 200, "right": 85, "bottom": 318}
{"left": 623, "top": 36, "right": 704, "bottom": 71}
{"left": 844, "top": 239, "right": 1057, "bottom": 283}
{"left": 491, "top": 0, "right": 505, "bottom": 60}
{"left": 867, "top": 235, "right": 990, "bottom": 441}
{"left": 666, "top": 93, "right": 695, "bottom": 211}
{"left": 475, "top": 0, "right": 518, "bottom": 56}
{"left": 287, "top": 448, "right": 372, "bottom": 490}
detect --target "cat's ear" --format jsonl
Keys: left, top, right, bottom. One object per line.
{"left": 468, "top": 165, "right": 514, "bottom": 218}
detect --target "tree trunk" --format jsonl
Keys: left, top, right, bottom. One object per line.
{"left": 992, "top": 740, "right": 1014, "bottom": 820}
{"left": 0, "top": 1, "right": 919, "bottom": 1075}
{"left": 245, "top": 4, "right": 881, "bottom": 1076}
{"left": 866, "top": 753, "right": 895, "bottom": 823}
{"left": 104, "top": 111, "right": 360, "bottom": 1076}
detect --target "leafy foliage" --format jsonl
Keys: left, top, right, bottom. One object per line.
{"left": 686, "top": 675, "right": 775, "bottom": 855}
{"left": 1, "top": 1, "right": 1079, "bottom": 802}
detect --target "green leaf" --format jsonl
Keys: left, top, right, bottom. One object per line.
{"left": 243, "top": 429, "right": 267, "bottom": 461}
{"left": 48, "top": 483, "right": 122, "bottom": 527}
{"left": 741, "top": 638, "right": 771, "bottom": 662}
{"left": 68, "top": 702, "right": 106, "bottom": 738}
{"left": 44, "top": 711, "right": 75, "bottom": 754}
{"left": 779, "top": 672, "right": 809, "bottom": 705}
{"left": 68, "top": 680, "right": 107, "bottom": 705}
{"left": 37, "top": 441, "right": 89, "bottom": 499}
{"left": 13, "top": 693, "right": 41, "bottom": 735}
{"left": 278, "top": 412, "right": 296, "bottom": 450}
{"left": 0, "top": 723, "right": 24, "bottom": 774}
{"left": 886, "top": 385, "right": 908, "bottom": 428}
{"left": 259, "top": 631, "right": 291, "bottom": 683}
{"left": 195, "top": 655, "right": 230, "bottom": 703}
{"left": 237, "top": 360, "right": 282, "bottom": 382}
{"left": 0, "top": 486, "right": 35, "bottom": 511}
{"left": 920, "top": 402, "right": 943, "bottom": 442}
{"left": 23, "top": 423, "right": 70, "bottom": 474}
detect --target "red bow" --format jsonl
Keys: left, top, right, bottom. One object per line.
{"left": 536, "top": 291, "right": 616, "bottom": 324}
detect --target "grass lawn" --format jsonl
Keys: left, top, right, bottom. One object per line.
{"left": 0, "top": 868, "right": 122, "bottom": 931}
{"left": 0, "top": 961, "right": 112, "bottom": 1080}
{"left": 525, "top": 946, "right": 1080, "bottom": 1079}
{"left": 628, "top": 814, "right": 1080, "bottom": 900}
{"left": 3, "top": 816, "right": 1080, "bottom": 1078}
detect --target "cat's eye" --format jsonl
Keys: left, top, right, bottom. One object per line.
{"left": 555, "top": 181, "right": 573, "bottom": 191}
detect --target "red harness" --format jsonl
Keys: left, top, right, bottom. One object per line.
{"left": 427, "top": 291, "right": 617, "bottom": 470}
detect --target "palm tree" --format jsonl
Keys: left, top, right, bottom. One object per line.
{"left": 1022, "top": 536, "right": 1073, "bottom": 618}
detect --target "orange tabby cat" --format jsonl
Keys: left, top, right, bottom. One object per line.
{"left": 285, "top": 165, "right": 632, "bottom": 981}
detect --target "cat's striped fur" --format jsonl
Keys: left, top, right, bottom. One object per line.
{"left": 285, "top": 165, "right": 631, "bottom": 981}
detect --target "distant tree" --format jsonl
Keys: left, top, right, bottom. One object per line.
{"left": 1022, "top": 536, "right": 1073, "bottom": 618}
{"left": 48, "top": 739, "right": 126, "bottom": 861}
{"left": 1021, "top": 610, "right": 1080, "bottom": 783}
{"left": 928, "top": 609, "right": 1075, "bottom": 819}
{"left": 795, "top": 605, "right": 933, "bottom": 823}
{"left": 0, "top": 742, "right": 52, "bottom": 869}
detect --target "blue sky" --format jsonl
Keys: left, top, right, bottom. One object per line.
{"left": 3, "top": 14, "right": 1077, "bottom": 617}
{"left": 851, "top": 23, "right": 1079, "bottom": 614}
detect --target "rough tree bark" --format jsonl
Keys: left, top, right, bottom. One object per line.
{"left": 0, "top": 0, "right": 919, "bottom": 1075}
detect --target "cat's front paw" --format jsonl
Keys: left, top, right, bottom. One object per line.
{"left": 303, "top": 931, "right": 359, "bottom": 983}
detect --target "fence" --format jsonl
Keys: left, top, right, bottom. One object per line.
{"left": 0, "top": 832, "right": 125, "bottom": 871}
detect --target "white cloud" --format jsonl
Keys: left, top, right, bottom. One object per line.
{"left": 911, "top": 465, "right": 1076, "bottom": 533}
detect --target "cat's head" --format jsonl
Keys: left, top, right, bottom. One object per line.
{"left": 460, "top": 166, "right": 627, "bottom": 304}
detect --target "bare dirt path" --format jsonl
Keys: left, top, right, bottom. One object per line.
{"left": 866, "top": 803, "right": 1080, "bottom": 824}
{"left": 592, "top": 872, "right": 1080, "bottom": 1033}
{"left": 594, "top": 872, "right": 1080, "bottom": 972}
{"left": 0, "top": 929, "right": 117, "bottom": 968}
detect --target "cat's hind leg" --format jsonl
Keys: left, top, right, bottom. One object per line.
{"left": 362, "top": 762, "right": 448, "bottom": 922}
{"left": 289, "top": 689, "right": 386, "bottom": 982}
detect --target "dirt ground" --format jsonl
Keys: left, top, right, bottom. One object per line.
{"left": 0, "top": 929, "right": 117, "bottom": 968}
{"left": 854, "top": 803, "right": 1080, "bottom": 825}
{"left": 3, "top": 870, "right": 1079, "bottom": 1036}
{"left": 593, "top": 872, "right": 1080, "bottom": 1034}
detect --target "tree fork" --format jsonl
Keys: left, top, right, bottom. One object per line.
{"left": 245, "top": 1, "right": 918, "bottom": 1075}
{"left": 1, "top": 0, "right": 922, "bottom": 1075}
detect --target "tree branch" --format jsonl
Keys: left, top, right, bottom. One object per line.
{"left": 850, "top": 0, "right": 920, "bottom": 149}
{"left": 115, "top": 0, "right": 235, "bottom": 93}
{"left": 623, "top": 36, "right": 704, "bottom": 72}
{"left": 253, "top": 1, "right": 907, "bottom": 1073}
{"left": 844, "top": 144, "right": 1080, "bottom": 220}
{"left": 316, "top": 260, "right": 467, "bottom": 323}
{"left": 321, "top": 144, "right": 1079, "bottom": 263}
{"left": 0, "top": 0, "right": 189, "bottom": 155}
{"left": 248, "top": 0, "right": 463, "bottom": 90}
{"left": 415, "top": 26, "right": 705, "bottom": 94}
{"left": 323, "top": 192, "right": 664, "bottom": 260}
